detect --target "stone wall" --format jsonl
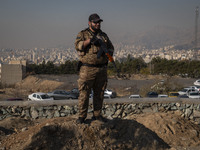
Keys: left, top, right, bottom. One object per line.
{"left": 0, "top": 98, "right": 200, "bottom": 124}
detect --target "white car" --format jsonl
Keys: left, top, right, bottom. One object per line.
{"left": 188, "top": 92, "right": 200, "bottom": 99}
{"left": 178, "top": 88, "right": 197, "bottom": 95}
{"left": 194, "top": 79, "right": 200, "bottom": 86}
{"left": 129, "top": 94, "right": 141, "bottom": 98}
{"left": 104, "top": 89, "right": 113, "bottom": 95}
{"left": 104, "top": 93, "right": 111, "bottom": 99}
{"left": 188, "top": 86, "right": 200, "bottom": 92}
{"left": 158, "top": 94, "right": 168, "bottom": 98}
{"left": 104, "top": 89, "right": 117, "bottom": 98}
{"left": 28, "top": 92, "right": 54, "bottom": 101}
{"left": 89, "top": 91, "right": 112, "bottom": 99}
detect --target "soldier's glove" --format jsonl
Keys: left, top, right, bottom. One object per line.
{"left": 90, "top": 36, "right": 101, "bottom": 46}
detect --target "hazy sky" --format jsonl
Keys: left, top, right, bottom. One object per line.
{"left": 0, "top": 0, "right": 199, "bottom": 48}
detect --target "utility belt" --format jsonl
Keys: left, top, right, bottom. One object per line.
{"left": 77, "top": 61, "right": 107, "bottom": 72}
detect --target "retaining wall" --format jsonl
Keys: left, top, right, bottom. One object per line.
{"left": 0, "top": 98, "right": 200, "bottom": 124}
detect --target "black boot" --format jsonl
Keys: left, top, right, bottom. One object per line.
{"left": 76, "top": 117, "right": 85, "bottom": 124}
{"left": 92, "top": 115, "right": 107, "bottom": 122}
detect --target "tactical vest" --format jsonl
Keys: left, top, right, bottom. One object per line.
{"left": 75, "top": 28, "right": 114, "bottom": 65}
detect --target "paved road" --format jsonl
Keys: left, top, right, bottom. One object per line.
{"left": 1, "top": 97, "right": 200, "bottom": 106}
{"left": 36, "top": 74, "right": 197, "bottom": 91}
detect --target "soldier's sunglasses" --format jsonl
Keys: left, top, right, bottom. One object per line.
{"left": 92, "top": 21, "right": 101, "bottom": 24}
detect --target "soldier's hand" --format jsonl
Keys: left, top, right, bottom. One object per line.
{"left": 90, "top": 36, "right": 102, "bottom": 46}
{"left": 90, "top": 36, "right": 98, "bottom": 44}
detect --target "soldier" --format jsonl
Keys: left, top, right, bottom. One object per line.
{"left": 75, "top": 13, "right": 114, "bottom": 124}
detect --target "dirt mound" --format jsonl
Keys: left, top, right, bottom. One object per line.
{"left": 1, "top": 112, "right": 200, "bottom": 150}
{"left": 129, "top": 74, "right": 165, "bottom": 80}
{"left": 126, "top": 112, "right": 200, "bottom": 148}
{"left": 16, "top": 76, "right": 63, "bottom": 93}
{"left": 0, "top": 76, "right": 64, "bottom": 100}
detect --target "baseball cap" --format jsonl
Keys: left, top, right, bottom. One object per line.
{"left": 89, "top": 13, "right": 103, "bottom": 23}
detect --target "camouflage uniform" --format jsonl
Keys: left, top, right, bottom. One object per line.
{"left": 75, "top": 28, "right": 114, "bottom": 118}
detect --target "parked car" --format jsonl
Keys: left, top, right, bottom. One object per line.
{"left": 194, "top": 79, "right": 200, "bottom": 86}
{"left": 178, "top": 88, "right": 188, "bottom": 95}
{"left": 158, "top": 94, "right": 168, "bottom": 98}
{"left": 104, "top": 89, "right": 117, "bottom": 98}
{"left": 188, "top": 92, "right": 200, "bottom": 99}
{"left": 185, "top": 88, "right": 197, "bottom": 95}
{"left": 104, "top": 93, "right": 112, "bottom": 99}
{"left": 70, "top": 88, "right": 79, "bottom": 98}
{"left": 168, "top": 92, "right": 179, "bottom": 98}
{"left": 71, "top": 88, "right": 79, "bottom": 93}
{"left": 178, "top": 88, "right": 197, "bottom": 95}
{"left": 90, "top": 90, "right": 112, "bottom": 99}
{"left": 47, "top": 90, "right": 78, "bottom": 100}
{"left": 178, "top": 95, "right": 189, "bottom": 98}
{"left": 129, "top": 94, "right": 141, "bottom": 98}
{"left": 188, "top": 85, "right": 200, "bottom": 92}
{"left": 28, "top": 92, "right": 53, "bottom": 101}
{"left": 146, "top": 92, "right": 158, "bottom": 98}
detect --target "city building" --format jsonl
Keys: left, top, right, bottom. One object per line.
{"left": 0, "top": 60, "right": 26, "bottom": 85}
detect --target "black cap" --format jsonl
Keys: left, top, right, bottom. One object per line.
{"left": 89, "top": 13, "right": 103, "bottom": 23}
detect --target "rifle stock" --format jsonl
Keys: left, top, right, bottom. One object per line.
{"left": 105, "top": 53, "right": 114, "bottom": 62}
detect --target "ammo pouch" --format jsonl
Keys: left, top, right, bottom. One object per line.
{"left": 77, "top": 61, "right": 83, "bottom": 72}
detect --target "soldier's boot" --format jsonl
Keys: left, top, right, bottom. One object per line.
{"left": 92, "top": 115, "right": 107, "bottom": 122}
{"left": 76, "top": 117, "right": 85, "bottom": 124}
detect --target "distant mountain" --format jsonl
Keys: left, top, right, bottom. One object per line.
{"left": 121, "top": 26, "right": 198, "bottom": 49}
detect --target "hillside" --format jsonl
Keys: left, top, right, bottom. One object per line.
{"left": 0, "top": 112, "right": 200, "bottom": 150}
{"left": 120, "top": 26, "right": 199, "bottom": 49}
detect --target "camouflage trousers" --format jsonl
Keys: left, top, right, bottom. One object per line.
{"left": 78, "top": 66, "right": 107, "bottom": 118}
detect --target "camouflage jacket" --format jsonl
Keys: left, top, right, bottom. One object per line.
{"left": 75, "top": 28, "right": 114, "bottom": 65}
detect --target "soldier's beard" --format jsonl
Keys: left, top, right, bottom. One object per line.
{"left": 91, "top": 24, "right": 100, "bottom": 32}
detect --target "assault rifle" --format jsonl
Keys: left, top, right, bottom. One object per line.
{"left": 89, "top": 32, "right": 120, "bottom": 77}
{"left": 96, "top": 38, "right": 121, "bottom": 77}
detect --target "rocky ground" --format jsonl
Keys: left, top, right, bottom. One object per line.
{"left": 0, "top": 74, "right": 200, "bottom": 149}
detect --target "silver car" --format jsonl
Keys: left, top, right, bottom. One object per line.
{"left": 47, "top": 90, "right": 78, "bottom": 100}
{"left": 188, "top": 92, "right": 200, "bottom": 99}
{"left": 28, "top": 92, "right": 53, "bottom": 101}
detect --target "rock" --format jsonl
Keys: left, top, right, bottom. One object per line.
{"left": 60, "top": 113, "right": 66, "bottom": 117}
{"left": 107, "top": 115, "right": 113, "bottom": 120}
{"left": 142, "top": 108, "right": 153, "bottom": 113}
{"left": 63, "top": 105, "right": 73, "bottom": 110}
{"left": 30, "top": 107, "right": 39, "bottom": 119}
{"left": 170, "top": 106, "right": 178, "bottom": 110}
{"left": 22, "top": 127, "right": 28, "bottom": 132}
{"left": 54, "top": 110, "right": 60, "bottom": 117}
{"left": 176, "top": 103, "right": 181, "bottom": 107}
{"left": 185, "top": 108, "right": 193, "bottom": 118}
{"left": 45, "top": 110, "right": 54, "bottom": 118}
{"left": 112, "top": 109, "right": 122, "bottom": 118}
{"left": 193, "top": 110, "right": 200, "bottom": 118}
{"left": 152, "top": 105, "right": 158, "bottom": 112}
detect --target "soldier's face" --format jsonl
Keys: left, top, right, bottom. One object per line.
{"left": 89, "top": 21, "right": 101, "bottom": 32}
